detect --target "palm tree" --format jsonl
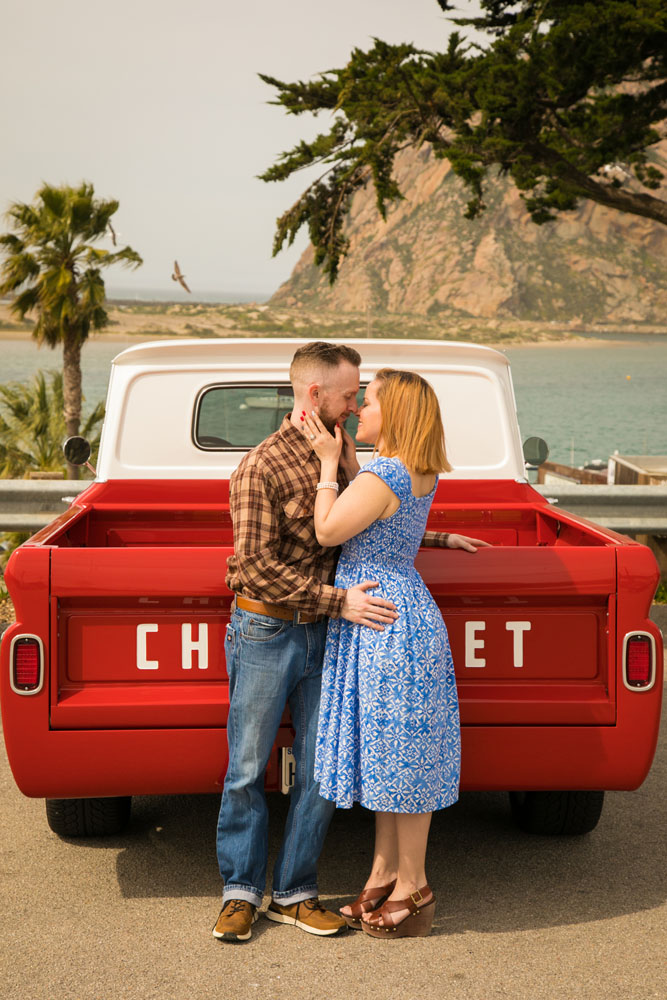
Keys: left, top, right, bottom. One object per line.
{"left": 0, "top": 369, "right": 105, "bottom": 568}
{"left": 0, "top": 369, "right": 104, "bottom": 478}
{"left": 0, "top": 182, "right": 141, "bottom": 477}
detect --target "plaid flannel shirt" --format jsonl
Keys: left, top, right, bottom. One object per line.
{"left": 423, "top": 529, "right": 450, "bottom": 547}
{"left": 225, "top": 414, "right": 349, "bottom": 618}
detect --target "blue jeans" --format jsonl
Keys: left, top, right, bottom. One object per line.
{"left": 216, "top": 607, "right": 336, "bottom": 907}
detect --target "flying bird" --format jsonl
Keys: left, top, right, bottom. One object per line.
{"left": 171, "top": 260, "right": 191, "bottom": 293}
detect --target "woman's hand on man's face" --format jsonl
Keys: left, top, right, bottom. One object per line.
{"left": 301, "top": 410, "right": 343, "bottom": 464}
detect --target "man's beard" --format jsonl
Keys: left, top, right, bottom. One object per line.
{"left": 317, "top": 404, "right": 339, "bottom": 434}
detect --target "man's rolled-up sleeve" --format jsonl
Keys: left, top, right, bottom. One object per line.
{"left": 421, "top": 529, "right": 450, "bottom": 548}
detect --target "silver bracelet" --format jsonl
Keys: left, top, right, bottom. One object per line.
{"left": 316, "top": 481, "right": 339, "bottom": 492}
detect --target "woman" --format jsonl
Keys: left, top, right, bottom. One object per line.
{"left": 302, "top": 368, "right": 488, "bottom": 939}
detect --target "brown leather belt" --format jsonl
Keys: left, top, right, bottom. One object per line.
{"left": 233, "top": 595, "right": 325, "bottom": 625}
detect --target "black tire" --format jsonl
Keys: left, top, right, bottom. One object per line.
{"left": 45, "top": 796, "right": 132, "bottom": 837}
{"left": 509, "top": 790, "right": 604, "bottom": 835}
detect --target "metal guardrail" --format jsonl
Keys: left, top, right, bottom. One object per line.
{"left": 0, "top": 480, "right": 87, "bottom": 533}
{"left": 533, "top": 485, "right": 667, "bottom": 534}
{"left": 0, "top": 480, "right": 665, "bottom": 535}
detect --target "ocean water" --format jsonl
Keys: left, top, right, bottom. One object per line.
{"left": 505, "top": 335, "right": 667, "bottom": 465}
{"left": 1, "top": 333, "right": 665, "bottom": 466}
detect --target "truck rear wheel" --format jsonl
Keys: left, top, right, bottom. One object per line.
{"left": 45, "top": 797, "right": 132, "bottom": 837}
{"left": 509, "top": 790, "right": 604, "bottom": 835}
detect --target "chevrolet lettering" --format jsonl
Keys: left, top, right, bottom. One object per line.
{"left": 132, "top": 619, "right": 535, "bottom": 671}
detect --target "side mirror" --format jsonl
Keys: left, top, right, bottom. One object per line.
{"left": 523, "top": 436, "right": 549, "bottom": 467}
{"left": 63, "top": 436, "right": 91, "bottom": 465}
{"left": 63, "top": 436, "right": 96, "bottom": 476}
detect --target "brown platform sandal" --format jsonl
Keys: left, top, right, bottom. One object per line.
{"left": 360, "top": 885, "right": 435, "bottom": 939}
{"left": 341, "top": 880, "right": 397, "bottom": 929}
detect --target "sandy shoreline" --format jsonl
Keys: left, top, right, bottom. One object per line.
{"left": 0, "top": 328, "right": 655, "bottom": 351}
{"left": 0, "top": 329, "right": 616, "bottom": 348}
{"left": 1, "top": 301, "right": 665, "bottom": 349}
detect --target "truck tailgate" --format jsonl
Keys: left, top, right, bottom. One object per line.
{"left": 416, "top": 546, "right": 616, "bottom": 725}
{"left": 50, "top": 547, "right": 234, "bottom": 729}
{"left": 50, "top": 544, "right": 616, "bottom": 730}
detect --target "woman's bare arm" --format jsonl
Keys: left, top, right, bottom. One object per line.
{"left": 315, "top": 471, "right": 396, "bottom": 547}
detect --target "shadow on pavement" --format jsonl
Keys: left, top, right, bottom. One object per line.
{"left": 54, "top": 692, "right": 664, "bottom": 934}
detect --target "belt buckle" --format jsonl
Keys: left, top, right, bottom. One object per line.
{"left": 295, "top": 610, "right": 319, "bottom": 625}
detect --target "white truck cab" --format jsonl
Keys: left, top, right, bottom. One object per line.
{"left": 97, "top": 338, "right": 526, "bottom": 481}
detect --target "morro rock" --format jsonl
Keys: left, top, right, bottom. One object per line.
{"left": 270, "top": 143, "right": 667, "bottom": 323}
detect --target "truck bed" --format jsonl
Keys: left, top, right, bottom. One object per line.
{"left": 43, "top": 479, "right": 617, "bottom": 729}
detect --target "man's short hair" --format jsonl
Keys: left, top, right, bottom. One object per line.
{"left": 290, "top": 341, "right": 361, "bottom": 386}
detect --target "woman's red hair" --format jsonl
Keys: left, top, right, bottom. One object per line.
{"left": 374, "top": 368, "right": 451, "bottom": 475}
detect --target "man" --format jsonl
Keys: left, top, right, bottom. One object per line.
{"left": 213, "top": 341, "right": 398, "bottom": 942}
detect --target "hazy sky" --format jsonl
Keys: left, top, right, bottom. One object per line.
{"left": 1, "top": 0, "right": 482, "bottom": 299}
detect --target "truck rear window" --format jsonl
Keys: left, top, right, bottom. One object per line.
{"left": 194, "top": 384, "right": 366, "bottom": 450}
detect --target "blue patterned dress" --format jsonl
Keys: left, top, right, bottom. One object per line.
{"left": 314, "top": 456, "right": 461, "bottom": 813}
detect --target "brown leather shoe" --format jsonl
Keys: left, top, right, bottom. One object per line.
{"left": 212, "top": 899, "right": 258, "bottom": 941}
{"left": 266, "top": 897, "right": 347, "bottom": 936}
{"left": 361, "top": 885, "right": 435, "bottom": 939}
{"left": 341, "top": 880, "right": 397, "bottom": 929}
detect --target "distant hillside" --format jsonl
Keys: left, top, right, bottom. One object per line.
{"left": 271, "top": 143, "right": 667, "bottom": 324}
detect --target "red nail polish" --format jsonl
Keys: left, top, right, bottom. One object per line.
{"left": 300, "top": 416, "right": 304, "bottom": 422}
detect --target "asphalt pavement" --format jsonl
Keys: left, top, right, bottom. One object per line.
{"left": 1, "top": 691, "right": 665, "bottom": 1000}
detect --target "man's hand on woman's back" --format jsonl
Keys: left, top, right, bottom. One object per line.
{"left": 341, "top": 581, "right": 398, "bottom": 631}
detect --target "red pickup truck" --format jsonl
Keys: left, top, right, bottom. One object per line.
{"left": 1, "top": 339, "right": 662, "bottom": 837}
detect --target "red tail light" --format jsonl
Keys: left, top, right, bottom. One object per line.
{"left": 623, "top": 633, "right": 655, "bottom": 691}
{"left": 10, "top": 635, "right": 44, "bottom": 694}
